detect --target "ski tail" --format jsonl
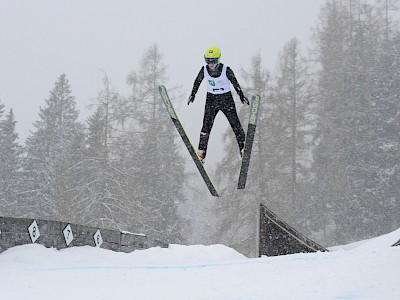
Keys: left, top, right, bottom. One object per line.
{"left": 238, "top": 95, "right": 261, "bottom": 189}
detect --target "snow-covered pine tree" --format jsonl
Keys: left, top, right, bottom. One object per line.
{"left": 311, "top": 0, "right": 400, "bottom": 244}
{"left": 308, "top": 0, "right": 352, "bottom": 245}
{"left": 0, "top": 108, "right": 24, "bottom": 216}
{"left": 66, "top": 74, "right": 119, "bottom": 227}
{"left": 267, "top": 38, "right": 316, "bottom": 228}
{"left": 66, "top": 73, "right": 154, "bottom": 232}
{"left": 23, "top": 74, "right": 84, "bottom": 220}
{"left": 120, "top": 44, "right": 186, "bottom": 243}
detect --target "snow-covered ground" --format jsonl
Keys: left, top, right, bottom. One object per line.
{"left": 1, "top": 229, "right": 399, "bottom": 300}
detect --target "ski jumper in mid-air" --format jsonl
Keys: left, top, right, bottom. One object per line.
{"left": 188, "top": 46, "right": 249, "bottom": 162}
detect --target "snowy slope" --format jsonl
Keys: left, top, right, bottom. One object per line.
{"left": 0, "top": 229, "right": 399, "bottom": 300}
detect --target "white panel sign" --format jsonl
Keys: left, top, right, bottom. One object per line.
{"left": 93, "top": 229, "right": 103, "bottom": 248}
{"left": 63, "top": 224, "right": 74, "bottom": 246}
{"left": 28, "top": 220, "right": 40, "bottom": 243}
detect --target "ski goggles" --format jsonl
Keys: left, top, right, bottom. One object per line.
{"left": 205, "top": 58, "right": 218, "bottom": 65}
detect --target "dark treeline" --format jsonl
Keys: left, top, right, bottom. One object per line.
{"left": 1, "top": 0, "right": 399, "bottom": 255}
{"left": 0, "top": 45, "right": 185, "bottom": 244}
{"left": 199, "top": 0, "right": 400, "bottom": 255}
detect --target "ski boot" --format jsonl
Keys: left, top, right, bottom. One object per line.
{"left": 197, "top": 150, "right": 206, "bottom": 163}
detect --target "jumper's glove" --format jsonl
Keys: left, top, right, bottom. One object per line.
{"left": 187, "top": 94, "right": 195, "bottom": 105}
{"left": 239, "top": 92, "right": 250, "bottom": 105}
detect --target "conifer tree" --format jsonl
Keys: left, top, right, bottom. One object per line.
{"left": 67, "top": 74, "right": 151, "bottom": 231}
{"left": 268, "top": 38, "right": 316, "bottom": 225}
{"left": 0, "top": 109, "right": 24, "bottom": 216}
{"left": 311, "top": 0, "right": 400, "bottom": 244}
{"left": 24, "top": 74, "right": 83, "bottom": 220}
{"left": 119, "top": 44, "right": 186, "bottom": 243}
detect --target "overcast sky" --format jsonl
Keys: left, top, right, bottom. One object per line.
{"left": 0, "top": 0, "right": 326, "bottom": 164}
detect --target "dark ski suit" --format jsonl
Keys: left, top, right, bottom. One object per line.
{"left": 188, "top": 63, "right": 248, "bottom": 158}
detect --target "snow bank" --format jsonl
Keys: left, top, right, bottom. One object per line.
{"left": 0, "top": 243, "right": 246, "bottom": 270}
{"left": 0, "top": 229, "right": 399, "bottom": 300}
{"left": 329, "top": 227, "right": 400, "bottom": 251}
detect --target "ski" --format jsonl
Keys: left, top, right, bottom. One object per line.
{"left": 158, "top": 85, "right": 219, "bottom": 197}
{"left": 238, "top": 95, "right": 261, "bottom": 189}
